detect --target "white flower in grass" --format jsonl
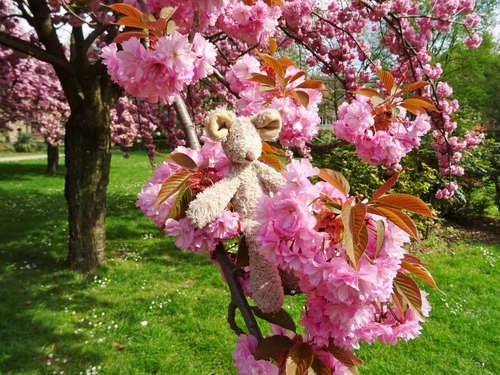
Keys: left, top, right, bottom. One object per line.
{"left": 140, "top": 320, "right": 148, "bottom": 326}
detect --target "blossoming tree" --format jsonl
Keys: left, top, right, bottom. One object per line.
{"left": 97, "top": 0, "right": 486, "bottom": 373}
{"left": 0, "top": 0, "right": 487, "bottom": 372}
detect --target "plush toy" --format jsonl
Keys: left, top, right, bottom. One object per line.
{"left": 186, "top": 108, "right": 286, "bottom": 314}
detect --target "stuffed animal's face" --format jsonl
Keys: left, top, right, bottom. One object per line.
{"left": 205, "top": 109, "right": 282, "bottom": 164}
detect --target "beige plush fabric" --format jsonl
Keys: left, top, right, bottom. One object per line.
{"left": 186, "top": 109, "right": 286, "bottom": 313}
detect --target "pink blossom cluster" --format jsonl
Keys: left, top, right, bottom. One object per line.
{"left": 254, "top": 159, "right": 431, "bottom": 353}
{"left": 217, "top": 1, "right": 282, "bottom": 46}
{"left": 233, "top": 326, "right": 352, "bottom": 375}
{"left": 226, "top": 55, "right": 322, "bottom": 150}
{"left": 333, "top": 95, "right": 431, "bottom": 168}
{"left": 136, "top": 138, "right": 243, "bottom": 253}
{"left": 101, "top": 32, "right": 216, "bottom": 104}
{"left": 429, "top": 86, "right": 484, "bottom": 198}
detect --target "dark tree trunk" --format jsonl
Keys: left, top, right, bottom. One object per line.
{"left": 46, "top": 143, "right": 59, "bottom": 175}
{"left": 64, "top": 100, "right": 111, "bottom": 272}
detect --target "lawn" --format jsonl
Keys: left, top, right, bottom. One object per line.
{"left": 0, "top": 152, "right": 498, "bottom": 375}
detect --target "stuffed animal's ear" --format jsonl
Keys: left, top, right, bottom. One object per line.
{"left": 206, "top": 110, "right": 235, "bottom": 141}
{"left": 252, "top": 109, "right": 282, "bottom": 141}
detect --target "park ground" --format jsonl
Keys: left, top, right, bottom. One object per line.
{"left": 0, "top": 152, "right": 499, "bottom": 375}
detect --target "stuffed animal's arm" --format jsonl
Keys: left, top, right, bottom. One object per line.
{"left": 186, "top": 175, "right": 241, "bottom": 229}
{"left": 254, "top": 162, "right": 286, "bottom": 192}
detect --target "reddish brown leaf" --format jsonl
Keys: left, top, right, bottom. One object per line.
{"left": 145, "top": 18, "right": 167, "bottom": 34}
{"left": 269, "top": 37, "right": 277, "bottom": 56}
{"left": 391, "top": 291, "right": 406, "bottom": 318}
{"left": 247, "top": 73, "right": 276, "bottom": 87}
{"left": 401, "top": 97, "right": 439, "bottom": 113}
{"left": 251, "top": 306, "right": 297, "bottom": 333}
{"left": 353, "top": 87, "right": 381, "bottom": 98}
{"left": 258, "top": 53, "right": 285, "bottom": 77}
{"left": 168, "top": 152, "right": 198, "bottom": 170}
{"left": 115, "top": 17, "right": 152, "bottom": 30}
{"left": 155, "top": 171, "right": 192, "bottom": 207}
{"left": 105, "top": 3, "right": 143, "bottom": 19}
{"left": 398, "top": 81, "right": 430, "bottom": 94}
{"left": 367, "top": 205, "right": 420, "bottom": 240}
{"left": 393, "top": 272, "right": 424, "bottom": 319}
{"left": 376, "top": 68, "right": 395, "bottom": 93}
{"left": 342, "top": 203, "right": 366, "bottom": 244}
{"left": 328, "top": 343, "right": 362, "bottom": 375}
{"left": 370, "top": 166, "right": 408, "bottom": 201}
{"left": 295, "top": 79, "right": 330, "bottom": 92}
{"left": 113, "top": 31, "right": 149, "bottom": 44}
{"left": 259, "top": 154, "right": 286, "bottom": 172}
{"left": 168, "top": 185, "right": 192, "bottom": 220}
{"left": 317, "top": 169, "right": 350, "bottom": 197}
{"left": 401, "top": 261, "right": 438, "bottom": 289}
{"left": 111, "top": 341, "right": 127, "bottom": 350}
{"left": 286, "top": 343, "right": 314, "bottom": 375}
{"left": 262, "top": 141, "right": 286, "bottom": 155}
{"left": 290, "top": 90, "right": 310, "bottom": 108}
{"left": 308, "top": 357, "right": 331, "bottom": 375}
{"left": 277, "top": 57, "right": 297, "bottom": 69}
{"left": 287, "top": 70, "right": 306, "bottom": 85}
{"left": 374, "top": 194, "right": 433, "bottom": 217}
{"left": 254, "top": 335, "right": 294, "bottom": 360}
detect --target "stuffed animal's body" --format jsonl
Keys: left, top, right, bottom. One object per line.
{"left": 186, "top": 109, "right": 286, "bottom": 314}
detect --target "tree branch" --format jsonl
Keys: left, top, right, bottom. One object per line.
{"left": 0, "top": 32, "right": 75, "bottom": 75}
{"left": 174, "top": 95, "right": 201, "bottom": 151}
{"left": 213, "top": 243, "right": 263, "bottom": 342}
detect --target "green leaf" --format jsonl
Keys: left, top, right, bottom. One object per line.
{"left": 393, "top": 272, "right": 424, "bottom": 319}
{"left": 374, "top": 194, "right": 433, "bottom": 217}
{"left": 286, "top": 343, "right": 314, "bottom": 375}
{"left": 234, "top": 236, "right": 249, "bottom": 271}
{"left": 165, "top": 20, "right": 179, "bottom": 35}
{"left": 253, "top": 335, "right": 294, "bottom": 360}
{"left": 168, "top": 152, "right": 198, "bottom": 170}
{"left": 155, "top": 171, "right": 192, "bottom": 207}
{"left": 327, "top": 343, "right": 362, "bottom": 375}
{"left": 168, "top": 185, "right": 192, "bottom": 221}
{"left": 374, "top": 220, "right": 385, "bottom": 258}
{"left": 317, "top": 169, "right": 350, "bottom": 197}
{"left": 251, "top": 306, "right": 297, "bottom": 333}
{"left": 159, "top": 6, "right": 178, "bottom": 21}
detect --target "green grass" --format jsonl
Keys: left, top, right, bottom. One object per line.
{"left": 0, "top": 152, "right": 499, "bottom": 375}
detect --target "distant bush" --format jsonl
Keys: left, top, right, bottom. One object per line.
{"left": 14, "top": 133, "right": 44, "bottom": 153}
{"left": 0, "top": 141, "right": 15, "bottom": 152}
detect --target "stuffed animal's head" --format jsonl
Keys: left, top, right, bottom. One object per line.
{"left": 205, "top": 109, "right": 282, "bottom": 164}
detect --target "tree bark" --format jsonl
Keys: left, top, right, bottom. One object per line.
{"left": 64, "top": 100, "right": 111, "bottom": 272}
{"left": 46, "top": 143, "right": 59, "bottom": 175}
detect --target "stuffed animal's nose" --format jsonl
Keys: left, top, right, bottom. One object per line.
{"left": 245, "top": 151, "right": 256, "bottom": 161}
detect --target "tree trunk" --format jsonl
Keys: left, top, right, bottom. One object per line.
{"left": 65, "top": 101, "right": 111, "bottom": 272}
{"left": 46, "top": 143, "right": 59, "bottom": 175}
